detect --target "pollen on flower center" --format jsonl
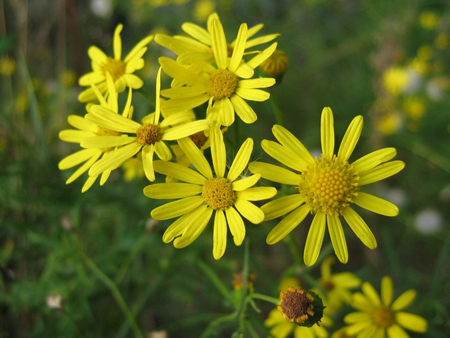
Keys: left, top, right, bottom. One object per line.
{"left": 202, "top": 178, "right": 236, "bottom": 210}
{"left": 207, "top": 69, "right": 238, "bottom": 100}
{"left": 101, "top": 57, "right": 125, "bottom": 80}
{"left": 189, "top": 131, "right": 207, "bottom": 148}
{"left": 136, "top": 124, "right": 162, "bottom": 145}
{"left": 373, "top": 307, "right": 395, "bottom": 327}
{"left": 278, "top": 287, "right": 315, "bottom": 324}
{"left": 299, "top": 156, "right": 359, "bottom": 216}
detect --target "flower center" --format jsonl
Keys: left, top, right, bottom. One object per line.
{"left": 322, "top": 281, "right": 334, "bottom": 291}
{"left": 373, "top": 307, "right": 395, "bottom": 328}
{"left": 261, "top": 50, "right": 289, "bottom": 77}
{"left": 299, "top": 156, "right": 359, "bottom": 216}
{"left": 202, "top": 178, "right": 236, "bottom": 210}
{"left": 101, "top": 57, "right": 125, "bottom": 81}
{"left": 278, "top": 287, "right": 315, "bottom": 324}
{"left": 207, "top": 69, "right": 238, "bottom": 100}
{"left": 189, "top": 131, "right": 207, "bottom": 149}
{"left": 136, "top": 124, "right": 162, "bottom": 145}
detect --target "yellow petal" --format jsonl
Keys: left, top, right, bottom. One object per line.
{"left": 213, "top": 210, "right": 227, "bottom": 260}
{"left": 210, "top": 19, "right": 227, "bottom": 70}
{"left": 342, "top": 207, "right": 377, "bottom": 249}
{"left": 245, "top": 33, "right": 280, "bottom": 49}
{"left": 81, "top": 175, "right": 97, "bottom": 193}
{"left": 162, "top": 120, "right": 210, "bottom": 141}
{"left": 159, "top": 57, "right": 204, "bottom": 86}
{"left": 124, "top": 74, "right": 143, "bottom": 89}
{"left": 337, "top": 115, "right": 363, "bottom": 162}
{"left": 142, "top": 144, "right": 155, "bottom": 182}
{"left": 177, "top": 137, "right": 212, "bottom": 179}
{"left": 237, "top": 187, "right": 277, "bottom": 201}
{"left": 225, "top": 207, "right": 246, "bottom": 246}
{"left": 160, "top": 85, "right": 207, "bottom": 99}
{"left": 352, "top": 147, "right": 397, "bottom": 174}
{"left": 245, "top": 23, "right": 264, "bottom": 40}
{"left": 266, "top": 204, "right": 309, "bottom": 244}
{"left": 392, "top": 290, "right": 416, "bottom": 311}
{"left": 353, "top": 192, "right": 399, "bottom": 217}
{"left": 113, "top": 24, "right": 123, "bottom": 60}
{"left": 218, "top": 97, "right": 235, "bottom": 127}
{"left": 210, "top": 127, "right": 226, "bottom": 178}
{"left": 124, "top": 34, "right": 153, "bottom": 63}
{"left": 153, "top": 160, "right": 207, "bottom": 185}
{"left": 89, "top": 142, "right": 141, "bottom": 177}
{"left": 344, "top": 321, "right": 372, "bottom": 336}
{"left": 396, "top": 312, "right": 428, "bottom": 333}
{"left": 90, "top": 105, "right": 141, "bottom": 133}
{"left": 327, "top": 215, "right": 348, "bottom": 264}
{"left": 238, "top": 78, "right": 276, "bottom": 89}
{"left": 67, "top": 115, "right": 97, "bottom": 132}
{"left": 304, "top": 212, "right": 326, "bottom": 266}
{"left": 261, "top": 140, "right": 306, "bottom": 172}
{"left": 350, "top": 292, "right": 374, "bottom": 312}
{"left": 59, "top": 148, "right": 99, "bottom": 170}
{"left": 386, "top": 324, "right": 409, "bottom": 338}
{"left": 232, "top": 174, "right": 261, "bottom": 191}
{"left": 234, "top": 62, "right": 254, "bottom": 79}
{"left": 155, "top": 141, "right": 172, "bottom": 161}
{"left": 81, "top": 136, "right": 136, "bottom": 149}
{"left": 272, "top": 125, "right": 314, "bottom": 165}
{"left": 229, "top": 23, "right": 247, "bottom": 73}
{"left": 151, "top": 196, "right": 204, "bottom": 220}
{"left": 234, "top": 198, "right": 264, "bottom": 224}
{"left": 144, "top": 182, "right": 202, "bottom": 199}
{"left": 173, "top": 205, "right": 212, "bottom": 248}
{"left": 155, "top": 34, "right": 195, "bottom": 55}
{"left": 66, "top": 150, "right": 102, "bottom": 184}
{"left": 235, "top": 88, "right": 270, "bottom": 102}
{"left": 159, "top": 111, "right": 195, "bottom": 128}
{"left": 88, "top": 46, "right": 107, "bottom": 63}
{"left": 358, "top": 161, "right": 405, "bottom": 186}
{"left": 182, "top": 22, "right": 211, "bottom": 45}
{"left": 247, "top": 42, "right": 277, "bottom": 69}
{"left": 162, "top": 206, "right": 207, "bottom": 243}
{"left": 381, "top": 276, "right": 393, "bottom": 306}
{"left": 344, "top": 312, "right": 372, "bottom": 323}
{"left": 261, "top": 194, "right": 304, "bottom": 221}
{"left": 361, "top": 281, "right": 381, "bottom": 306}
{"left": 230, "top": 94, "right": 257, "bottom": 123}
{"left": 321, "top": 107, "right": 335, "bottom": 159}
{"left": 228, "top": 138, "right": 253, "bottom": 182}
{"left": 248, "top": 162, "right": 300, "bottom": 185}
{"left": 161, "top": 95, "right": 210, "bottom": 115}
{"left": 59, "top": 130, "right": 95, "bottom": 143}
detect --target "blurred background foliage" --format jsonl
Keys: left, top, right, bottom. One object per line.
{"left": 1, "top": 0, "right": 450, "bottom": 337}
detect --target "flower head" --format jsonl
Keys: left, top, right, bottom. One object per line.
{"left": 78, "top": 24, "right": 153, "bottom": 102}
{"left": 260, "top": 49, "right": 289, "bottom": 81}
{"left": 344, "top": 276, "right": 427, "bottom": 337}
{"left": 144, "top": 128, "right": 277, "bottom": 259}
{"left": 250, "top": 107, "right": 405, "bottom": 266}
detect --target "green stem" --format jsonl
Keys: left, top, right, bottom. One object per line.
{"left": 251, "top": 293, "right": 279, "bottom": 305}
{"left": 287, "top": 233, "right": 302, "bottom": 266}
{"left": 235, "top": 239, "right": 250, "bottom": 335}
{"left": 245, "top": 319, "right": 259, "bottom": 338}
{"left": 270, "top": 94, "right": 284, "bottom": 126}
{"left": 198, "top": 260, "right": 234, "bottom": 305}
{"left": 82, "top": 254, "right": 144, "bottom": 338}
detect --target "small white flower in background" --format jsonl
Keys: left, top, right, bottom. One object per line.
{"left": 90, "top": 0, "right": 113, "bottom": 18}
{"left": 46, "top": 295, "right": 63, "bottom": 309}
{"left": 415, "top": 208, "right": 442, "bottom": 234}
{"left": 403, "top": 70, "right": 422, "bottom": 94}
{"left": 381, "top": 187, "right": 408, "bottom": 208}
{"left": 147, "top": 331, "right": 168, "bottom": 338}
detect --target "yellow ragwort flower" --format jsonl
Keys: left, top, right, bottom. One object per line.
{"left": 344, "top": 276, "right": 427, "bottom": 337}
{"left": 382, "top": 67, "right": 409, "bottom": 96}
{"left": 78, "top": 24, "right": 153, "bottom": 102}
{"left": 249, "top": 107, "right": 405, "bottom": 266}
{"left": 155, "top": 13, "right": 279, "bottom": 65}
{"left": 159, "top": 19, "right": 276, "bottom": 126}
{"left": 144, "top": 128, "right": 277, "bottom": 259}
{"left": 59, "top": 74, "right": 132, "bottom": 192}
{"left": 80, "top": 69, "right": 210, "bottom": 181}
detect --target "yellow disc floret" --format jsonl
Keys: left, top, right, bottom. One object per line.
{"left": 207, "top": 69, "right": 238, "bottom": 100}
{"left": 299, "top": 156, "right": 359, "bottom": 216}
{"left": 101, "top": 57, "right": 126, "bottom": 81}
{"left": 136, "top": 124, "right": 162, "bottom": 145}
{"left": 373, "top": 307, "right": 395, "bottom": 328}
{"left": 202, "top": 178, "right": 236, "bottom": 210}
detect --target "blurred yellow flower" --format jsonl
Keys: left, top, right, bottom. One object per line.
{"left": 417, "top": 45, "right": 433, "bottom": 61}
{"left": 122, "top": 157, "right": 144, "bottom": 181}
{"left": 60, "top": 70, "right": 76, "bottom": 86}
{"left": 375, "top": 112, "right": 403, "bottom": 135}
{"left": 419, "top": 11, "right": 440, "bottom": 30}
{"left": 402, "top": 97, "right": 425, "bottom": 121}
{"left": 382, "top": 67, "right": 409, "bottom": 95}
{"left": 344, "top": 276, "right": 427, "bottom": 337}
{"left": 250, "top": 108, "right": 405, "bottom": 266}
{"left": 435, "top": 32, "right": 449, "bottom": 50}
{"left": 409, "top": 58, "right": 428, "bottom": 75}
{"left": 0, "top": 57, "right": 16, "bottom": 76}
{"left": 78, "top": 24, "right": 153, "bottom": 102}
{"left": 260, "top": 49, "right": 289, "bottom": 78}
{"left": 145, "top": 129, "right": 276, "bottom": 259}
{"left": 194, "top": 0, "right": 215, "bottom": 22}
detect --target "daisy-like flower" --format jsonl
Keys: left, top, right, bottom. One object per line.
{"left": 315, "top": 257, "right": 361, "bottom": 314}
{"left": 344, "top": 276, "right": 427, "bottom": 337}
{"left": 78, "top": 24, "right": 153, "bottom": 102}
{"left": 144, "top": 128, "right": 277, "bottom": 259}
{"left": 80, "top": 69, "right": 211, "bottom": 181}
{"left": 155, "top": 12, "right": 279, "bottom": 65}
{"left": 159, "top": 19, "right": 277, "bottom": 127}
{"left": 59, "top": 74, "right": 132, "bottom": 192}
{"left": 249, "top": 107, "right": 405, "bottom": 266}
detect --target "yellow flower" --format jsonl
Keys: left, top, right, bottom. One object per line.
{"left": 260, "top": 49, "right": 289, "bottom": 77}
{"left": 78, "top": 24, "right": 153, "bottom": 102}
{"left": 419, "top": 11, "right": 440, "bottom": 30}
{"left": 159, "top": 19, "right": 276, "bottom": 126}
{"left": 144, "top": 128, "right": 277, "bottom": 259}
{"left": 122, "top": 157, "right": 144, "bottom": 181}
{"left": 194, "top": 0, "right": 215, "bottom": 22}
{"left": 344, "top": 276, "right": 427, "bottom": 337}
{"left": 59, "top": 74, "right": 131, "bottom": 192}
{"left": 155, "top": 13, "right": 279, "bottom": 65}
{"left": 332, "top": 327, "right": 355, "bottom": 338}
{"left": 435, "top": 32, "right": 449, "bottom": 50}
{"left": 0, "top": 57, "right": 16, "bottom": 76}
{"left": 402, "top": 97, "right": 425, "bottom": 120}
{"left": 81, "top": 69, "right": 210, "bottom": 181}
{"left": 315, "top": 257, "right": 361, "bottom": 313}
{"left": 249, "top": 107, "right": 405, "bottom": 266}
{"left": 375, "top": 113, "right": 403, "bottom": 135}
{"left": 382, "top": 67, "right": 409, "bottom": 96}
